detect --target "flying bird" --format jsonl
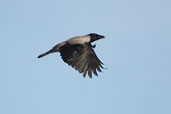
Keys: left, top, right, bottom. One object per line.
{"left": 37, "top": 33, "right": 105, "bottom": 78}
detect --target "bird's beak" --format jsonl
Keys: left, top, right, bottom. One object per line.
{"left": 100, "top": 35, "right": 105, "bottom": 39}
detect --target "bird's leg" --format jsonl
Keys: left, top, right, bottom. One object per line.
{"left": 92, "top": 44, "right": 96, "bottom": 48}
{"left": 90, "top": 43, "right": 96, "bottom": 48}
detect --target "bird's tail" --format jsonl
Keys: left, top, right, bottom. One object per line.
{"left": 37, "top": 49, "right": 55, "bottom": 58}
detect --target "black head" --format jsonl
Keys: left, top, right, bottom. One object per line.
{"left": 89, "top": 33, "right": 105, "bottom": 42}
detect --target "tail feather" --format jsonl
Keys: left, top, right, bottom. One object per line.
{"left": 37, "top": 49, "right": 55, "bottom": 58}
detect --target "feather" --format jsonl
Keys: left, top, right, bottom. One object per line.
{"left": 59, "top": 43, "right": 104, "bottom": 78}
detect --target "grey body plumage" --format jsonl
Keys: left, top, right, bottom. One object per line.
{"left": 38, "top": 33, "right": 104, "bottom": 78}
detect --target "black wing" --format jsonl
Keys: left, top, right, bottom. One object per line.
{"left": 59, "top": 43, "right": 104, "bottom": 78}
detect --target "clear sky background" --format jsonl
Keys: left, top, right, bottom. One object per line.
{"left": 0, "top": 0, "right": 171, "bottom": 114}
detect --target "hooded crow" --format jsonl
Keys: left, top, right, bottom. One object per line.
{"left": 37, "top": 33, "right": 104, "bottom": 78}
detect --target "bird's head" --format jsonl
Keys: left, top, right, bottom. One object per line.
{"left": 89, "top": 33, "right": 104, "bottom": 42}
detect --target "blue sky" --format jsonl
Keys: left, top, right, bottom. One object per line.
{"left": 0, "top": 0, "right": 171, "bottom": 114}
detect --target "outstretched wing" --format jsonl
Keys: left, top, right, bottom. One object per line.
{"left": 59, "top": 43, "right": 104, "bottom": 78}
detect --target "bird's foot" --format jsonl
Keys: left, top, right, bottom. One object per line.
{"left": 92, "top": 44, "right": 96, "bottom": 48}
